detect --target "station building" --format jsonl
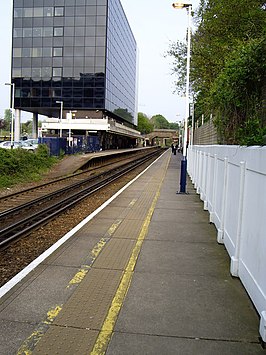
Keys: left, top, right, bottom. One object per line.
{"left": 11, "top": 0, "right": 140, "bottom": 150}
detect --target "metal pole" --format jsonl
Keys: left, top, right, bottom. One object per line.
{"left": 60, "top": 101, "right": 63, "bottom": 138}
{"left": 190, "top": 102, "right": 195, "bottom": 146}
{"left": 5, "top": 83, "right": 15, "bottom": 148}
{"left": 11, "top": 83, "right": 15, "bottom": 148}
{"left": 68, "top": 114, "right": 71, "bottom": 144}
{"left": 179, "top": 4, "right": 191, "bottom": 193}
{"left": 183, "top": 4, "right": 191, "bottom": 157}
{"left": 68, "top": 111, "right": 72, "bottom": 148}
{"left": 56, "top": 101, "right": 63, "bottom": 138}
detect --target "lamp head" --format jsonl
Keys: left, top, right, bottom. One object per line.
{"left": 172, "top": 3, "right": 192, "bottom": 9}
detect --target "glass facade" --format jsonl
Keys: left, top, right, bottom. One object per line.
{"left": 12, "top": 0, "right": 137, "bottom": 125}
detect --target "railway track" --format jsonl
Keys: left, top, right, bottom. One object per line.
{"left": 0, "top": 148, "right": 154, "bottom": 213}
{"left": 0, "top": 148, "right": 163, "bottom": 249}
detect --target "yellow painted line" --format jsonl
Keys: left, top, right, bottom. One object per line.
{"left": 17, "top": 305, "right": 62, "bottom": 355}
{"left": 91, "top": 153, "right": 171, "bottom": 355}
{"left": 128, "top": 198, "right": 137, "bottom": 207}
{"left": 106, "top": 220, "right": 122, "bottom": 237}
{"left": 67, "top": 266, "right": 91, "bottom": 286}
{"left": 68, "top": 221, "right": 122, "bottom": 287}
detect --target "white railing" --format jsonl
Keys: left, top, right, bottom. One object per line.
{"left": 187, "top": 145, "right": 266, "bottom": 342}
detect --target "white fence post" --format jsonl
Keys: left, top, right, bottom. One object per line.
{"left": 197, "top": 151, "right": 203, "bottom": 194}
{"left": 210, "top": 154, "right": 218, "bottom": 223}
{"left": 260, "top": 311, "right": 266, "bottom": 343}
{"left": 194, "top": 150, "right": 199, "bottom": 189}
{"left": 230, "top": 161, "right": 246, "bottom": 277}
{"left": 204, "top": 153, "right": 211, "bottom": 210}
{"left": 200, "top": 152, "right": 206, "bottom": 201}
{"left": 217, "top": 157, "right": 228, "bottom": 244}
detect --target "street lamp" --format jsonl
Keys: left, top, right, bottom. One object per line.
{"left": 172, "top": 2, "right": 192, "bottom": 193}
{"left": 5, "top": 83, "right": 15, "bottom": 149}
{"left": 172, "top": 2, "right": 191, "bottom": 8}
{"left": 67, "top": 110, "right": 77, "bottom": 149}
{"left": 56, "top": 100, "right": 63, "bottom": 138}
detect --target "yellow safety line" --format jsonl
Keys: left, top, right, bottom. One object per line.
{"left": 91, "top": 153, "right": 170, "bottom": 355}
{"left": 17, "top": 305, "right": 62, "bottom": 355}
{"left": 67, "top": 220, "right": 122, "bottom": 287}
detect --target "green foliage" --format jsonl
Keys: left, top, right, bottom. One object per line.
{"left": 166, "top": 41, "right": 187, "bottom": 95}
{"left": 210, "top": 37, "right": 266, "bottom": 143}
{"left": 0, "top": 109, "right": 12, "bottom": 131}
{"left": 137, "top": 112, "right": 154, "bottom": 134}
{"left": 169, "top": 122, "right": 179, "bottom": 130}
{"left": 150, "top": 114, "right": 170, "bottom": 129}
{"left": 167, "top": 0, "right": 266, "bottom": 144}
{"left": 236, "top": 118, "right": 266, "bottom": 146}
{"left": 4, "top": 109, "right": 12, "bottom": 123}
{"left": 0, "top": 145, "right": 57, "bottom": 188}
{"left": 0, "top": 119, "right": 5, "bottom": 129}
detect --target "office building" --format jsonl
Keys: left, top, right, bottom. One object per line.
{"left": 11, "top": 0, "right": 139, "bottom": 147}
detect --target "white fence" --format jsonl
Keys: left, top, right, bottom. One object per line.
{"left": 187, "top": 145, "right": 266, "bottom": 342}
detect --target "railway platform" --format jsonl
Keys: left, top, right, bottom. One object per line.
{"left": 0, "top": 150, "right": 265, "bottom": 354}
{"left": 45, "top": 147, "right": 153, "bottom": 179}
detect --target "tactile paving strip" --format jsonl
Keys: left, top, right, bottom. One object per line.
{"left": 53, "top": 268, "right": 123, "bottom": 329}
{"left": 92, "top": 238, "right": 136, "bottom": 270}
{"left": 33, "top": 327, "right": 98, "bottom": 355}
{"left": 125, "top": 192, "right": 157, "bottom": 220}
{"left": 112, "top": 219, "right": 144, "bottom": 239}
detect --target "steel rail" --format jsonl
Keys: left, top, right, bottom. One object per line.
{"left": 0, "top": 149, "right": 159, "bottom": 220}
{"left": 0, "top": 148, "right": 156, "bottom": 203}
{"left": 0, "top": 149, "right": 162, "bottom": 248}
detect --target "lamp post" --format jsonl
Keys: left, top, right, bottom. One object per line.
{"left": 67, "top": 110, "right": 77, "bottom": 149}
{"left": 189, "top": 102, "right": 195, "bottom": 146}
{"left": 56, "top": 100, "right": 63, "bottom": 138}
{"left": 5, "top": 83, "right": 15, "bottom": 149}
{"left": 172, "top": 2, "right": 192, "bottom": 193}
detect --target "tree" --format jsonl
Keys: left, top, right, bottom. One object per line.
{"left": 4, "top": 109, "right": 12, "bottom": 128}
{"left": 166, "top": 41, "right": 187, "bottom": 96}
{"left": 167, "top": 0, "right": 266, "bottom": 144}
{"left": 169, "top": 122, "right": 179, "bottom": 130}
{"left": 150, "top": 114, "right": 170, "bottom": 129}
{"left": 137, "top": 112, "right": 153, "bottom": 134}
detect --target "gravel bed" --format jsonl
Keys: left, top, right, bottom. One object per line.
{"left": 0, "top": 163, "right": 150, "bottom": 287}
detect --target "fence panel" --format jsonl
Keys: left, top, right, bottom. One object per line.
{"left": 188, "top": 145, "right": 266, "bottom": 342}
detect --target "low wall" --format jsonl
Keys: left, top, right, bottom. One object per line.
{"left": 187, "top": 145, "right": 266, "bottom": 342}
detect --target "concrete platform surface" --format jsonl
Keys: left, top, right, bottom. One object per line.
{"left": 0, "top": 151, "right": 265, "bottom": 355}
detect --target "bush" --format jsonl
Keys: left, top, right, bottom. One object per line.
{"left": 0, "top": 145, "right": 58, "bottom": 188}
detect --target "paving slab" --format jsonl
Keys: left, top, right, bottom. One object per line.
{"left": 0, "top": 265, "right": 76, "bottom": 323}
{"left": 0, "top": 319, "right": 37, "bottom": 355}
{"left": 135, "top": 239, "right": 230, "bottom": 277}
{"left": 113, "top": 269, "right": 260, "bottom": 343}
{"left": 107, "top": 332, "right": 264, "bottom": 355}
{"left": 45, "top": 235, "right": 102, "bottom": 267}
{"left": 146, "top": 220, "right": 217, "bottom": 243}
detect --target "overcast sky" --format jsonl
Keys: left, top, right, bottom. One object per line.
{"left": 0, "top": 0, "right": 199, "bottom": 123}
